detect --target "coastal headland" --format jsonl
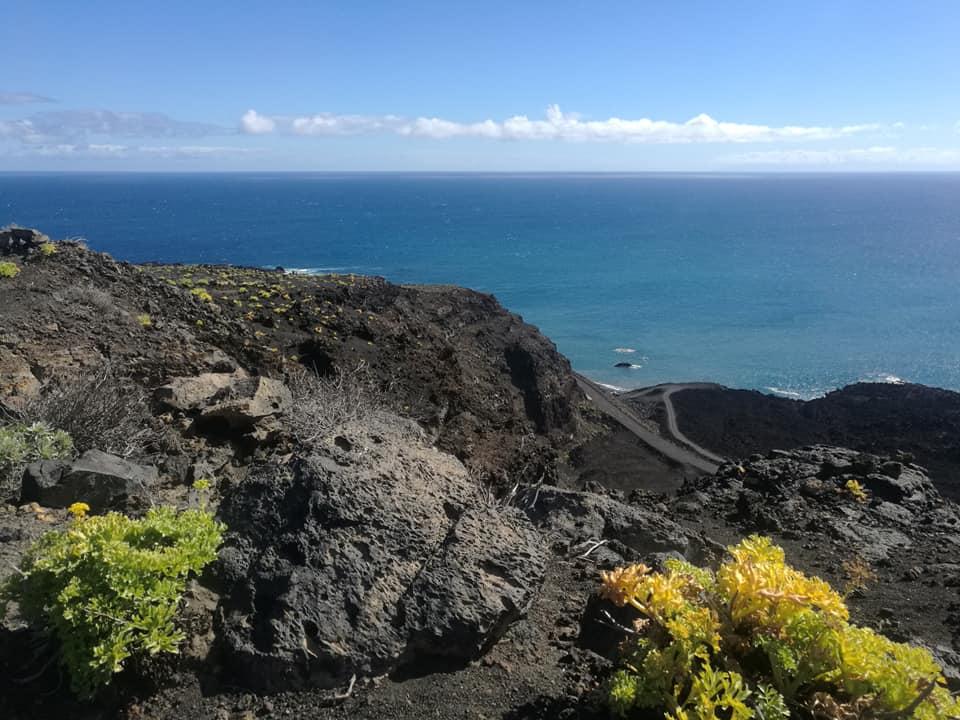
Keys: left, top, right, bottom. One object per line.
{"left": 2, "top": 227, "right": 958, "bottom": 719}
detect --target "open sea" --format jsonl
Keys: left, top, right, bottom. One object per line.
{"left": 2, "top": 172, "right": 959, "bottom": 398}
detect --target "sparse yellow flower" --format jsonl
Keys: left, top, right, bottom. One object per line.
{"left": 68, "top": 501, "right": 90, "bottom": 519}
{"left": 845, "top": 479, "right": 869, "bottom": 503}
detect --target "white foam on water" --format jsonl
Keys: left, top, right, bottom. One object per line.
{"left": 597, "top": 382, "right": 627, "bottom": 393}
{"left": 284, "top": 267, "right": 356, "bottom": 275}
{"left": 613, "top": 347, "right": 636, "bottom": 354}
{"left": 861, "top": 372, "right": 906, "bottom": 385}
{"left": 765, "top": 386, "right": 828, "bottom": 400}
{"left": 765, "top": 387, "right": 804, "bottom": 399}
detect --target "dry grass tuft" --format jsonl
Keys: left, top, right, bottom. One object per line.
{"left": 19, "top": 364, "right": 156, "bottom": 458}
{"left": 284, "top": 361, "right": 382, "bottom": 445}
{"left": 63, "top": 284, "right": 118, "bottom": 317}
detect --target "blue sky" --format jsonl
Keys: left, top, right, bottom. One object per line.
{"left": 2, "top": 1, "right": 959, "bottom": 171}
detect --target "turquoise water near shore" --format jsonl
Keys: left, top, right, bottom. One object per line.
{"left": 2, "top": 172, "right": 959, "bottom": 397}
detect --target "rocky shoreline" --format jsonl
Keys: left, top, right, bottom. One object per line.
{"left": 1, "top": 227, "right": 958, "bottom": 719}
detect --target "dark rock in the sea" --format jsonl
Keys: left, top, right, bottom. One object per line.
{"left": 21, "top": 449, "right": 157, "bottom": 512}
{"left": 613, "top": 362, "right": 632, "bottom": 368}
{"left": 215, "top": 412, "right": 546, "bottom": 691}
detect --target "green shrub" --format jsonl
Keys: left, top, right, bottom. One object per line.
{"left": 190, "top": 287, "right": 213, "bottom": 302}
{"left": 0, "top": 422, "right": 74, "bottom": 494}
{"left": 39, "top": 241, "right": 57, "bottom": 257}
{"left": 136, "top": 313, "right": 153, "bottom": 327}
{"left": 600, "top": 536, "right": 960, "bottom": 720}
{"left": 1, "top": 494, "right": 224, "bottom": 698}
{"left": 0, "top": 260, "right": 20, "bottom": 278}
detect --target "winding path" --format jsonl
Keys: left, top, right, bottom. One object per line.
{"left": 574, "top": 374, "right": 723, "bottom": 474}
{"left": 624, "top": 383, "right": 727, "bottom": 465}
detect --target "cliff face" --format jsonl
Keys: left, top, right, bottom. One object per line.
{"left": 667, "top": 383, "right": 960, "bottom": 500}
{"left": 0, "top": 231, "right": 583, "bottom": 485}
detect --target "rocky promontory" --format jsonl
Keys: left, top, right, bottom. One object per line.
{"left": 1, "top": 228, "right": 958, "bottom": 719}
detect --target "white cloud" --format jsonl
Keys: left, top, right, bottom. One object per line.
{"left": 240, "top": 109, "right": 275, "bottom": 135}
{"left": 0, "top": 118, "right": 42, "bottom": 142}
{"left": 725, "top": 146, "right": 960, "bottom": 167}
{"left": 240, "top": 104, "right": 885, "bottom": 144}
{"left": 0, "top": 110, "right": 227, "bottom": 146}
{"left": 17, "top": 143, "right": 129, "bottom": 157}
{"left": 3, "top": 142, "right": 252, "bottom": 159}
{"left": 139, "top": 145, "right": 255, "bottom": 158}
{"left": 0, "top": 91, "right": 55, "bottom": 105}
{"left": 26, "top": 110, "right": 227, "bottom": 138}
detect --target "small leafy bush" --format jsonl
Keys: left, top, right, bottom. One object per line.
{"left": 39, "top": 241, "right": 58, "bottom": 256}
{"left": 1, "top": 496, "right": 224, "bottom": 697}
{"left": 0, "top": 422, "right": 74, "bottom": 497}
{"left": 136, "top": 313, "right": 152, "bottom": 327}
{"left": 190, "top": 287, "right": 213, "bottom": 302}
{"left": 0, "top": 260, "right": 20, "bottom": 278}
{"left": 600, "top": 536, "right": 960, "bottom": 719}
{"left": 845, "top": 478, "right": 869, "bottom": 503}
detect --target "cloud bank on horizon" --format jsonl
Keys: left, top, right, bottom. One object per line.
{"left": 0, "top": 108, "right": 248, "bottom": 160}
{"left": 0, "top": 91, "right": 55, "bottom": 105}
{"left": 240, "top": 105, "right": 884, "bottom": 144}
{"left": 727, "top": 146, "right": 960, "bottom": 167}
{"left": 1, "top": 91, "right": 958, "bottom": 169}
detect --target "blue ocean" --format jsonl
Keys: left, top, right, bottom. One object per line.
{"left": 2, "top": 172, "right": 959, "bottom": 397}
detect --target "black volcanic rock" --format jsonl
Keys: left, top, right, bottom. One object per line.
{"left": 665, "top": 383, "right": 960, "bottom": 500}
{"left": 0, "top": 226, "right": 49, "bottom": 256}
{"left": 21, "top": 450, "right": 157, "bottom": 512}
{"left": 215, "top": 412, "right": 547, "bottom": 691}
{"left": 0, "top": 243, "right": 584, "bottom": 488}
{"left": 682, "top": 445, "right": 955, "bottom": 562}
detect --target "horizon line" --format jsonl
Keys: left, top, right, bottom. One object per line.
{"left": 3, "top": 169, "right": 960, "bottom": 176}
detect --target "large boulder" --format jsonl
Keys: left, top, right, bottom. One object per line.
{"left": 21, "top": 449, "right": 157, "bottom": 512}
{"left": 154, "top": 371, "right": 246, "bottom": 411}
{"left": 862, "top": 463, "right": 933, "bottom": 504}
{"left": 155, "top": 372, "right": 291, "bottom": 443}
{"left": 215, "top": 412, "right": 547, "bottom": 691}
{"left": 199, "top": 375, "right": 291, "bottom": 430}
